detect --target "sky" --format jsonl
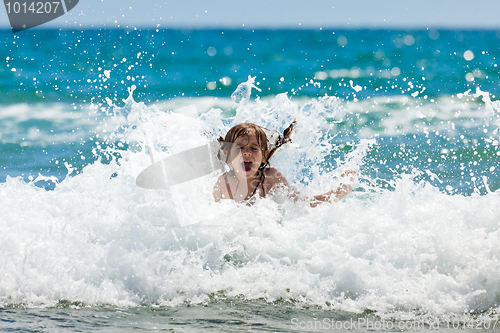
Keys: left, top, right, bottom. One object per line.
{"left": 1, "top": 0, "right": 500, "bottom": 30}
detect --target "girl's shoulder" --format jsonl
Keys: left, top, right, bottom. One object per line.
{"left": 213, "top": 173, "right": 230, "bottom": 199}
{"left": 263, "top": 167, "right": 289, "bottom": 188}
{"left": 263, "top": 167, "right": 282, "bottom": 177}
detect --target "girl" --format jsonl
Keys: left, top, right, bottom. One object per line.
{"left": 213, "top": 122, "right": 356, "bottom": 206}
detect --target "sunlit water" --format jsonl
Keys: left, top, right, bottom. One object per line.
{"left": 1, "top": 28, "right": 500, "bottom": 332}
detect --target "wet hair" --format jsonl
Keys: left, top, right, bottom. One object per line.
{"left": 218, "top": 121, "right": 296, "bottom": 169}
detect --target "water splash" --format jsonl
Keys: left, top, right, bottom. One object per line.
{"left": 231, "top": 75, "right": 262, "bottom": 105}
{"left": 1, "top": 84, "right": 500, "bottom": 324}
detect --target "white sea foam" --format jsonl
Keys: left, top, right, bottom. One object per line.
{"left": 1, "top": 89, "right": 499, "bottom": 321}
{"left": 2, "top": 165, "right": 500, "bottom": 316}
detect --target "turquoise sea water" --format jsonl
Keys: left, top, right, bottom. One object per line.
{"left": 1, "top": 28, "right": 500, "bottom": 331}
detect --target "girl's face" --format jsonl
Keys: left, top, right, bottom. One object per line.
{"left": 228, "top": 133, "right": 265, "bottom": 181}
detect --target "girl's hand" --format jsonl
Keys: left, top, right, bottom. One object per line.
{"left": 334, "top": 170, "right": 357, "bottom": 201}
{"left": 340, "top": 170, "right": 357, "bottom": 183}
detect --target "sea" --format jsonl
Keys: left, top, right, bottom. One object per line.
{"left": 1, "top": 28, "right": 500, "bottom": 332}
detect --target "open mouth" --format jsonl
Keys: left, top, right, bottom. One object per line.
{"left": 242, "top": 161, "right": 253, "bottom": 172}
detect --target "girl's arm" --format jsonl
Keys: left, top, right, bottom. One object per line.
{"left": 310, "top": 170, "right": 356, "bottom": 206}
{"left": 267, "top": 169, "right": 356, "bottom": 207}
